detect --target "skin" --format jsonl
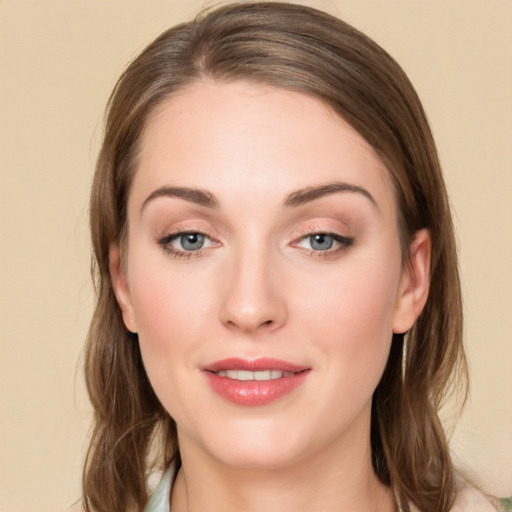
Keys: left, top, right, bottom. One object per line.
{"left": 110, "top": 81, "right": 431, "bottom": 512}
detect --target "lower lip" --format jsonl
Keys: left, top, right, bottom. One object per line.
{"left": 205, "top": 371, "right": 309, "bottom": 406}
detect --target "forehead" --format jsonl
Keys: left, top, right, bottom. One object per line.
{"left": 131, "top": 80, "right": 395, "bottom": 216}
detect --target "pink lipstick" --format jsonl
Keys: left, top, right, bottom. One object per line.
{"left": 202, "top": 358, "right": 310, "bottom": 406}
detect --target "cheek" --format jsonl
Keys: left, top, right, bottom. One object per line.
{"left": 125, "top": 248, "right": 215, "bottom": 405}
{"left": 296, "top": 250, "right": 402, "bottom": 385}
{"left": 128, "top": 244, "right": 212, "bottom": 342}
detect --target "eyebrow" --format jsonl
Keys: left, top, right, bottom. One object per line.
{"left": 140, "top": 181, "right": 377, "bottom": 214}
{"left": 141, "top": 186, "right": 219, "bottom": 213}
{"left": 283, "top": 182, "right": 377, "bottom": 209}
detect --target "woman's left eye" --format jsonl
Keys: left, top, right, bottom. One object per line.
{"left": 295, "top": 233, "right": 354, "bottom": 253}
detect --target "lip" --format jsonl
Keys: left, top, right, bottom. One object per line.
{"left": 203, "top": 357, "right": 308, "bottom": 373}
{"left": 202, "top": 358, "right": 311, "bottom": 406}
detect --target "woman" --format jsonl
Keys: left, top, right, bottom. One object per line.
{"left": 82, "top": 2, "right": 507, "bottom": 511}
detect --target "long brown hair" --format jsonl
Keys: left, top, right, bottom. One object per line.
{"left": 83, "top": 3, "right": 467, "bottom": 511}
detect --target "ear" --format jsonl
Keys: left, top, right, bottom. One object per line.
{"left": 392, "top": 229, "right": 431, "bottom": 334}
{"left": 109, "top": 244, "right": 137, "bottom": 333}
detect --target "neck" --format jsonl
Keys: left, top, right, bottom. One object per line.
{"left": 171, "top": 417, "right": 396, "bottom": 512}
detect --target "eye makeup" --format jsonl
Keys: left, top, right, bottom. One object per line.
{"left": 146, "top": 194, "right": 366, "bottom": 263}
{"left": 157, "top": 230, "right": 220, "bottom": 260}
{"left": 290, "top": 226, "right": 355, "bottom": 261}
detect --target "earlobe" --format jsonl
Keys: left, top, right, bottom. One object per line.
{"left": 109, "top": 244, "right": 137, "bottom": 333}
{"left": 392, "top": 229, "right": 431, "bottom": 334}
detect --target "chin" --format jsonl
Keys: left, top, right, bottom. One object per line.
{"left": 194, "top": 416, "right": 312, "bottom": 470}
{"left": 213, "top": 442, "right": 305, "bottom": 471}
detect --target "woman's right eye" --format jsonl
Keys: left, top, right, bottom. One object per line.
{"left": 158, "top": 232, "right": 216, "bottom": 258}
{"left": 174, "top": 233, "right": 207, "bottom": 251}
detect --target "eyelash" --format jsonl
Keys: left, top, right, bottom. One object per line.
{"left": 292, "top": 229, "right": 354, "bottom": 259}
{"left": 157, "top": 229, "right": 354, "bottom": 260}
{"left": 157, "top": 231, "right": 217, "bottom": 260}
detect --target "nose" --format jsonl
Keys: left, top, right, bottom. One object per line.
{"left": 219, "top": 247, "right": 287, "bottom": 335}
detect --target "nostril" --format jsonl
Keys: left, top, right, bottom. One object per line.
{"left": 225, "top": 317, "right": 275, "bottom": 333}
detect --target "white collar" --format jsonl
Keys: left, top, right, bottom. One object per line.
{"left": 143, "top": 464, "right": 175, "bottom": 512}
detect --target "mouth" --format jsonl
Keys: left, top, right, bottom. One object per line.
{"left": 202, "top": 358, "right": 310, "bottom": 406}
{"left": 214, "top": 369, "right": 295, "bottom": 380}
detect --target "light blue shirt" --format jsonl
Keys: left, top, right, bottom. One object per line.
{"left": 143, "top": 465, "right": 174, "bottom": 512}
{"left": 143, "top": 463, "right": 512, "bottom": 512}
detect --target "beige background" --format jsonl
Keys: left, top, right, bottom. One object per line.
{"left": 0, "top": 1, "right": 511, "bottom": 510}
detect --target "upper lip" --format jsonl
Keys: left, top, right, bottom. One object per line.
{"left": 202, "top": 358, "right": 309, "bottom": 373}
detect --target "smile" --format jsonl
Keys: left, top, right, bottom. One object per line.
{"left": 215, "top": 370, "right": 295, "bottom": 380}
{"left": 203, "top": 358, "right": 310, "bottom": 406}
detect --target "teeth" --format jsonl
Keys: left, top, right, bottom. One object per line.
{"left": 237, "top": 370, "right": 253, "bottom": 381}
{"left": 255, "top": 370, "right": 271, "bottom": 381}
{"left": 216, "top": 370, "right": 294, "bottom": 381}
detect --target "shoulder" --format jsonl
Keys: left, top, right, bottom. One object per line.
{"left": 450, "top": 487, "right": 504, "bottom": 512}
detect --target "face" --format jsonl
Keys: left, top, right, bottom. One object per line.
{"left": 111, "top": 81, "right": 430, "bottom": 470}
